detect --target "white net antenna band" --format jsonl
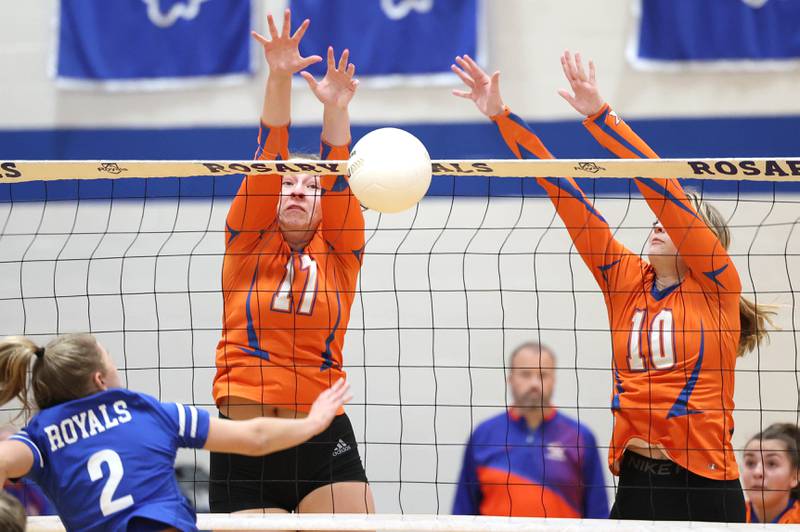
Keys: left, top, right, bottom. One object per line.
{"left": 2, "top": 157, "right": 800, "bottom": 182}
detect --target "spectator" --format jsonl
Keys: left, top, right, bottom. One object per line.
{"left": 742, "top": 423, "right": 800, "bottom": 523}
{"left": 453, "top": 341, "right": 608, "bottom": 518}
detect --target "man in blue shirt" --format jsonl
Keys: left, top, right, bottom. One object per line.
{"left": 453, "top": 341, "right": 609, "bottom": 518}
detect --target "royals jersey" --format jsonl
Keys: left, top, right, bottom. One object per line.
{"left": 9, "top": 388, "right": 210, "bottom": 532}
{"left": 453, "top": 410, "right": 608, "bottom": 518}
{"left": 213, "top": 123, "right": 364, "bottom": 412}
{"left": 491, "top": 106, "right": 741, "bottom": 481}
{"left": 746, "top": 497, "right": 800, "bottom": 523}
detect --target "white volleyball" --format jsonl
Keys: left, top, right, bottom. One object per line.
{"left": 347, "top": 128, "right": 432, "bottom": 213}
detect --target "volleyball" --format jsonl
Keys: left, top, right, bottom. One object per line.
{"left": 347, "top": 128, "right": 432, "bottom": 213}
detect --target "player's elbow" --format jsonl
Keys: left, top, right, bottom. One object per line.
{"left": 241, "top": 419, "right": 273, "bottom": 456}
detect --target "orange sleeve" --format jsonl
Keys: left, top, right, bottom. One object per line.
{"left": 319, "top": 140, "right": 365, "bottom": 263}
{"left": 224, "top": 123, "right": 290, "bottom": 250}
{"left": 491, "top": 108, "right": 636, "bottom": 290}
{"left": 584, "top": 105, "right": 741, "bottom": 296}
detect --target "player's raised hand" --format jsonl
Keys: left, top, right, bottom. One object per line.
{"left": 451, "top": 54, "right": 505, "bottom": 118}
{"left": 558, "top": 50, "right": 605, "bottom": 116}
{"left": 252, "top": 8, "right": 322, "bottom": 77}
{"left": 301, "top": 47, "right": 359, "bottom": 109}
{"left": 307, "top": 378, "right": 352, "bottom": 434}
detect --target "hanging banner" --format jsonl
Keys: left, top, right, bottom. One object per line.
{"left": 629, "top": 0, "right": 800, "bottom": 70}
{"left": 56, "top": 0, "right": 253, "bottom": 89}
{"left": 289, "top": 0, "right": 485, "bottom": 86}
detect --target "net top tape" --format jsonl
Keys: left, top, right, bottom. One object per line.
{"left": 2, "top": 158, "right": 800, "bottom": 183}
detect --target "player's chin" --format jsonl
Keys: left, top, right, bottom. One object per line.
{"left": 280, "top": 210, "right": 312, "bottom": 228}
{"left": 647, "top": 248, "right": 677, "bottom": 258}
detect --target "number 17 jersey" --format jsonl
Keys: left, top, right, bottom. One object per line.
{"left": 10, "top": 388, "right": 210, "bottom": 532}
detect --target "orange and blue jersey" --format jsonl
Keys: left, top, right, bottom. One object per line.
{"left": 746, "top": 497, "right": 800, "bottom": 523}
{"left": 491, "top": 106, "right": 741, "bottom": 481}
{"left": 453, "top": 409, "right": 608, "bottom": 518}
{"left": 213, "top": 122, "right": 364, "bottom": 412}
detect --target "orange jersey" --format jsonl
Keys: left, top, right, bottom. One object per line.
{"left": 747, "top": 498, "right": 800, "bottom": 523}
{"left": 213, "top": 123, "right": 364, "bottom": 412}
{"left": 492, "top": 106, "right": 741, "bottom": 481}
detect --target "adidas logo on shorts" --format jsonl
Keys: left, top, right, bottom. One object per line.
{"left": 332, "top": 438, "right": 352, "bottom": 457}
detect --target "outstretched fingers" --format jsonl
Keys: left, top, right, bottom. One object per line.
{"left": 560, "top": 54, "right": 573, "bottom": 83}
{"left": 574, "top": 52, "right": 588, "bottom": 81}
{"left": 490, "top": 70, "right": 501, "bottom": 90}
{"left": 300, "top": 71, "right": 318, "bottom": 90}
{"left": 299, "top": 53, "right": 323, "bottom": 70}
{"left": 455, "top": 54, "right": 481, "bottom": 80}
{"left": 327, "top": 378, "right": 352, "bottom": 405}
{"left": 251, "top": 30, "right": 270, "bottom": 47}
{"left": 280, "top": 8, "right": 291, "bottom": 38}
{"left": 557, "top": 88, "right": 577, "bottom": 106}
{"left": 562, "top": 50, "right": 578, "bottom": 83}
{"left": 450, "top": 63, "right": 475, "bottom": 88}
{"left": 326, "top": 46, "right": 335, "bottom": 71}
{"left": 266, "top": 12, "right": 279, "bottom": 40}
{"left": 292, "top": 18, "right": 311, "bottom": 42}
{"left": 461, "top": 54, "right": 483, "bottom": 75}
{"left": 337, "top": 48, "right": 350, "bottom": 72}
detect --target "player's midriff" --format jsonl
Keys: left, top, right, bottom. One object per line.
{"left": 219, "top": 396, "right": 309, "bottom": 420}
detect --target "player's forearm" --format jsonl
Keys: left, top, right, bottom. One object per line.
{"left": 0, "top": 457, "right": 18, "bottom": 484}
{"left": 321, "top": 105, "right": 350, "bottom": 147}
{"left": 261, "top": 73, "right": 292, "bottom": 126}
{"left": 490, "top": 107, "right": 554, "bottom": 161}
{"left": 248, "top": 416, "right": 324, "bottom": 456}
{"left": 0, "top": 441, "right": 33, "bottom": 481}
{"left": 583, "top": 103, "right": 658, "bottom": 160}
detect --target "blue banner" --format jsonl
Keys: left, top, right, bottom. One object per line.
{"left": 631, "top": 0, "right": 800, "bottom": 68}
{"left": 56, "top": 0, "right": 252, "bottom": 88}
{"left": 289, "top": 0, "right": 481, "bottom": 83}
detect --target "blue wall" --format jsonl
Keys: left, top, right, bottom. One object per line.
{"left": 2, "top": 115, "right": 799, "bottom": 202}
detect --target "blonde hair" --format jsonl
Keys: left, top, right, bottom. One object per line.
{"left": 686, "top": 192, "right": 778, "bottom": 357}
{"left": 0, "top": 333, "right": 104, "bottom": 418}
{"left": 0, "top": 491, "right": 26, "bottom": 532}
{"left": 289, "top": 151, "right": 320, "bottom": 161}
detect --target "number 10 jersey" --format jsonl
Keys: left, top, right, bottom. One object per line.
{"left": 491, "top": 105, "right": 742, "bottom": 481}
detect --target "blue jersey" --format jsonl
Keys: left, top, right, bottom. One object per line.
{"left": 9, "top": 388, "right": 210, "bottom": 532}
{"left": 453, "top": 410, "right": 608, "bottom": 518}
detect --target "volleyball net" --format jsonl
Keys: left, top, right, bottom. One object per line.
{"left": 2, "top": 159, "right": 799, "bottom": 529}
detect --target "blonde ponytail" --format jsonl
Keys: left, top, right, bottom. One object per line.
{"left": 0, "top": 336, "right": 40, "bottom": 418}
{"left": 0, "top": 333, "right": 104, "bottom": 417}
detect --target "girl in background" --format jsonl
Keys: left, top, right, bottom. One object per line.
{"left": 742, "top": 423, "right": 800, "bottom": 523}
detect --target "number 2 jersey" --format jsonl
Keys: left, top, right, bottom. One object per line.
{"left": 9, "top": 388, "right": 210, "bottom": 532}
{"left": 213, "top": 124, "right": 364, "bottom": 412}
{"left": 490, "top": 105, "right": 742, "bottom": 481}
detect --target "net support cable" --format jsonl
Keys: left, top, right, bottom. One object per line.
{"left": 3, "top": 158, "right": 800, "bottom": 181}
